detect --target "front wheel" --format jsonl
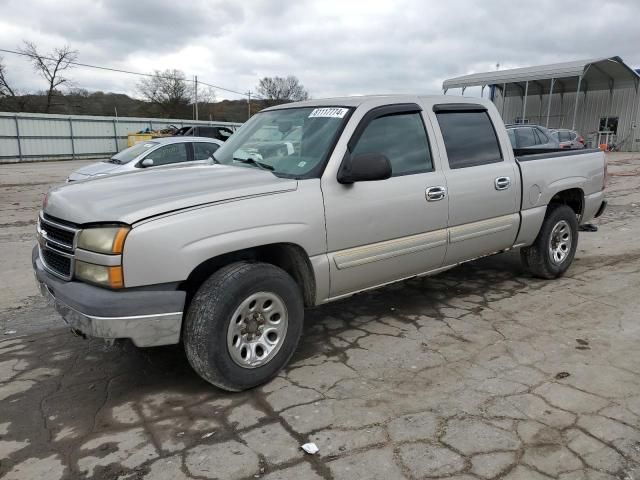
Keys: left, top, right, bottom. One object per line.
{"left": 183, "top": 262, "right": 304, "bottom": 391}
{"left": 521, "top": 204, "right": 579, "bottom": 279}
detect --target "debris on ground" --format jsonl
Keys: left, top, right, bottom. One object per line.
{"left": 301, "top": 442, "right": 319, "bottom": 454}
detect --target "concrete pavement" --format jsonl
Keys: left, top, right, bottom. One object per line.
{"left": 1, "top": 155, "right": 639, "bottom": 479}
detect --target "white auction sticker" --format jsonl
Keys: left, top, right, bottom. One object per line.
{"left": 308, "top": 107, "right": 348, "bottom": 119}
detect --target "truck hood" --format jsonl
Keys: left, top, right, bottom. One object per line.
{"left": 44, "top": 164, "right": 298, "bottom": 225}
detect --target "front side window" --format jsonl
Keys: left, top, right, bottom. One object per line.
{"left": 145, "top": 143, "right": 189, "bottom": 166}
{"left": 351, "top": 112, "right": 433, "bottom": 176}
{"left": 213, "top": 106, "right": 351, "bottom": 178}
{"left": 437, "top": 111, "right": 502, "bottom": 168}
{"left": 193, "top": 142, "right": 220, "bottom": 160}
{"left": 107, "top": 141, "right": 158, "bottom": 164}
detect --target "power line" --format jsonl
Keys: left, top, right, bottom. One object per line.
{"left": 0, "top": 47, "right": 250, "bottom": 97}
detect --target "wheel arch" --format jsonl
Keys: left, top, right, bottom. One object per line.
{"left": 548, "top": 187, "right": 584, "bottom": 218}
{"left": 181, "top": 242, "right": 316, "bottom": 309}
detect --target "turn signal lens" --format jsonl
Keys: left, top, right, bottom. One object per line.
{"left": 75, "top": 261, "right": 124, "bottom": 289}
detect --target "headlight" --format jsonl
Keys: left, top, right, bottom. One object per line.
{"left": 77, "top": 226, "right": 129, "bottom": 254}
{"left": 75, "top": 261, "right": 124, "bottom": 289}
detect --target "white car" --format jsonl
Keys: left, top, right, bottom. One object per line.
{"left": 67, "top": 136, "right": 224, "bottom": 182}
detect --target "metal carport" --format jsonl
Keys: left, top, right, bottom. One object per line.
{"left": 442, "top": 57, "right": 640, "bottom": 150}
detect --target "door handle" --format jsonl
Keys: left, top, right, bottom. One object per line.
{"left": 426, "top": 186, "right": 447, "bottom": 202}
{"left": 495, "top": 176, "right": 511, "bottom": 190}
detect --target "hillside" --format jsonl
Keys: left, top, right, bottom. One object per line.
{"left": 0, "top": 90, "right": 272, "bottom": 122}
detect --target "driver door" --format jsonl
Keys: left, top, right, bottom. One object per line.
{"left": 322, "top": 104, "right": 449, "bottom": 298}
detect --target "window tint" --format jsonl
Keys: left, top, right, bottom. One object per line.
{"left": 537, "top": 128, "right": 550, "bottom": 143}
{"left": 197, "top": 127, "right": 216, "bottom": 138}
{"left": 193, "top": 142, "right": 220, "bottom": 160}
{"left": 507, "top": 128, "right": 516, "bottom": 147}
{"left": 437, "top": 111, "right": 502, "bottom": 168}
{"left": 515, "top": 127, "right": 537, "bottom": 148}
{"left": 558, "top": 131, "right": 571, "bottom": 142}
{"left": 351, "top": 112, "right": 432, "bottom": 176}
{"left": 145, "top": 143, "right": 188, "bottom": 166}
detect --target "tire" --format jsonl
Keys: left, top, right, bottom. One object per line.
{"left": 521, "top": 204, "right": 578, "bottom": 279}
{"left": 183, "top": 262, "right": 304, "bottom": 391}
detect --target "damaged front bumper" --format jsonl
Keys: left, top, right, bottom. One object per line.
{"left": 33, "top": 246, "right": 185, "bottom": 347}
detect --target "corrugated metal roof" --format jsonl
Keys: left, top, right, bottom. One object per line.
{"left": 443, "top": 57, "right": 640, "bottom": 93}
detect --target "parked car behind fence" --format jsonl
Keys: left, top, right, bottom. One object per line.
{"left": 67, "top": 136, "right": 223, "bottom": 182}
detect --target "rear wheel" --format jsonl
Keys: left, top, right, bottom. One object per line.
{"left": 183, "top": 262, "right": 304, "bottom": 391}
{"left": 521, "top": 204, "right": 578, "bottom": 279}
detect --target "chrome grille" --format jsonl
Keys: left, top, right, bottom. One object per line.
{"left": 38, "top": 213, "right": 79, "bottom": 280}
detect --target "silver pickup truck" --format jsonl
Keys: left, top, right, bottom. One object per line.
{"left": 33, "top": 95, "right": 607, "bottom": 391}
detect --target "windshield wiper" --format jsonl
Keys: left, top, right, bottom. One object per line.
{"left": 233, "top": 157, "right": 274, "bottom": 171}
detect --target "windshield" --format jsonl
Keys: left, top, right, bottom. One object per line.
{"left": 213, "top": 106, "right": 351, "bottom": 178}
{"left": 106, "top": 141, "right": 158, "bottom": 164}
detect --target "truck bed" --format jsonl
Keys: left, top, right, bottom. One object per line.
{"left": 513, "top": 147, "right": 606, "bottom": 246}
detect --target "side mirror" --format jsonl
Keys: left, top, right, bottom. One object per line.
{"left": 337, "top": 153, "right": 392, "bottom": 184}
{"left": 141, "top": 158, "right": 154, "bottom": 167}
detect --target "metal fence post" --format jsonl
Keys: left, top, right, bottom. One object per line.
{"left": 13, "top": 115, "right": 23, "bottom": 162}
{"left": 69, "top": 118, "right": 76, "bottom": 159}
{"left": 112, "top": 119, "right": 118, "bottom": 153}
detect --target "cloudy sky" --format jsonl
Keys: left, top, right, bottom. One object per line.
{"left": 1, "top": 0, "right": 639, "bottom": 101}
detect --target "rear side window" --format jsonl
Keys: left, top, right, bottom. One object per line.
{"left": 198, "top": 127, "right": 216, "bottom": 137}
{"left": 515, "top": 127, "right": 537, "bottom": 148}
{"left": 193, "top": 142, "right": 220, "bottom": 160}
{"left": 436, "top": 111, "right": 502, "bottom": 169}
{"left": 351, "top": 112, "right": 433, "bottom": 176}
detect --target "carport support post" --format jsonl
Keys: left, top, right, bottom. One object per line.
{"left": 521, "top": 81, "right": 529, "bottom": 123}
{"left": 546, "top": 78, "right": 555, "bottom": 127}
{"left": 501, "top": 83, "right": 506, "bottom": 117}
{"left": 572, "top": 75, "right": 582, "bottom": 130}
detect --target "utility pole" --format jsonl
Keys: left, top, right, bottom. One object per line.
{"left": 194, "top": 75, "right": 199, "bottom": 121}
{"left": 247, "top": 91, "right": 251, "bottom": 120}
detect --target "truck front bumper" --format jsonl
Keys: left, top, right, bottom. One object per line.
{"left": 33, "top": 246, "right": 185, "bottom": 347}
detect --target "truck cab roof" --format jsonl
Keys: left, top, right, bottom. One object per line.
{"left": 263, "top": 95, "right": 493, "bottom": 111}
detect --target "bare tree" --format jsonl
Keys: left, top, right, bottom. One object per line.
{"left": 256, "top": 75, "right": 309, "bottom": 106}
{"left": 19, "top": 41, "right": 78, "bottom": 113}
{"left": 137, "top": 69, "right": 192, "bottom": 118}
{"left": 0, "top": 56, "right": 31, "bottom": 111}
{"left": 196, "top": 85, "right": 217, "bottom": 120}
{"left": 0, "top": 57, "right": 17, "bottom": 97}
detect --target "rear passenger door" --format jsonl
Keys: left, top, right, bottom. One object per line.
{"left": 432, "top": 104, "right": 520, "bottom": 265}
{"left": 322, "top": 104, "right": 449, "bottom": 298}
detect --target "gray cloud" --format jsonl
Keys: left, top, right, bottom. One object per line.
{"left": 0, "top": 0, "right": 639, "bottom": 100}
